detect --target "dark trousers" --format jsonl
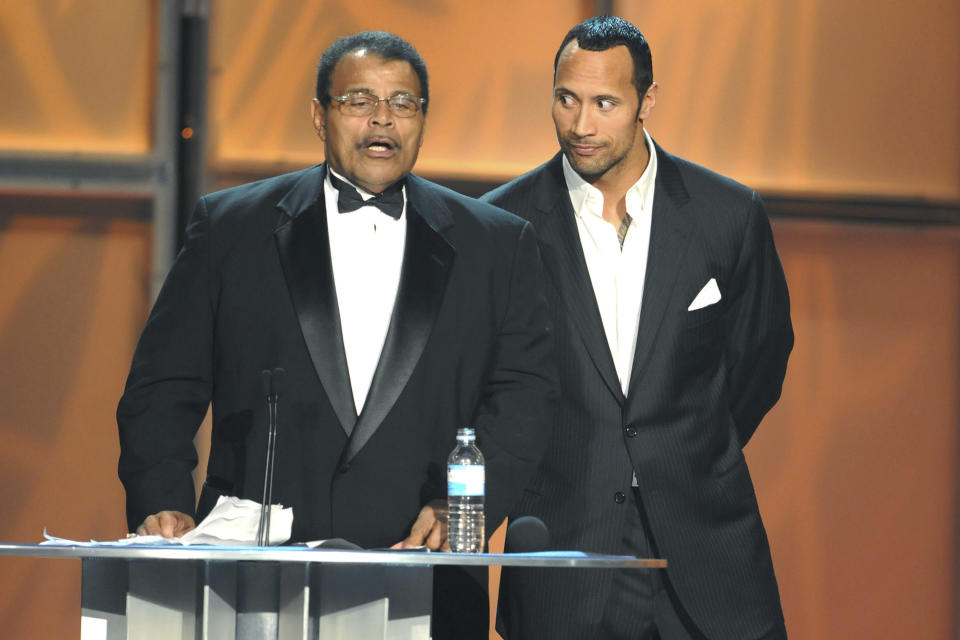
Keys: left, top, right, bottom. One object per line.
{"left": 600, "top": 486, "right": 659, "bottom": 639}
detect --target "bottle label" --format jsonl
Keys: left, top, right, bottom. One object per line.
{"left": 448, "top": 465, "right": 485, "bottom": 496}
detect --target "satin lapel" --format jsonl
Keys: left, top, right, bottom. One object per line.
{"left": 274, "top": 167, "right": 358, "bottom": 435}
{"left": 535, "top": 155, "right": 623, "bottom": 403}
{"left": 627, "top": 148, "right": 694, "bottom": 398}
{"left": 341, "top": 176, "right": 455, "bottom": 464}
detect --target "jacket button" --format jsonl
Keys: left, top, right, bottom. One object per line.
{"left": 339, "top": 464, "right": 350, "bottom": 474}
{"left": 625, "top": 425, "right": 638, "bottom": 438}
{"left": 614, "top": 491, "right": 626, "bottom": 504}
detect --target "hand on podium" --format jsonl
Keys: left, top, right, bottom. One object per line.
{"left": 136, "top": 510, "right": 196, "bottom": 538}
{"left": 391, "top": 499, "right": 450, "bottom": 551}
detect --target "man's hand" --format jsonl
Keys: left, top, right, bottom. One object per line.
{"left": 392, "top": 499, "right": 449, "bottom": 551}
{"left": 135, "top": 510, "right": 196, "bottom": 538}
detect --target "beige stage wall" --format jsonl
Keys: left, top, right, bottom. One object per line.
{"left": 2, "top": 1, "right": 957, "bottom": 199}
{"left": 0, "top": 1, "right": 958, "bottom": 638}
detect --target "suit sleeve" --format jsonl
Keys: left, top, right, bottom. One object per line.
{"left": 474, "top": 221, "right": 558, "bottom": 534}
{"left": 116, "top": 198, "right": 215, "bottom": 531}
{"left": 725, "top": 192, "right": 793, "bottom": 446}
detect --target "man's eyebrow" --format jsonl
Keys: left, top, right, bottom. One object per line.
{"left": 341, "top": 87, "right": 418, "bottom": 97}
{"left": 554, "top": 87, "right": 621, "bottom": 102}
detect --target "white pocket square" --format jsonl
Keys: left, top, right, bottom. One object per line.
{"left": 688, "top": 278, "right": 721, "bottom": 311}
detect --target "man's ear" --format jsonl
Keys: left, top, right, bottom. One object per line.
{"left": 311, "top": 98, "right": 326, "bottom": 140}
{"left": 639, "top": 82, "right": 658, "bottom": 121}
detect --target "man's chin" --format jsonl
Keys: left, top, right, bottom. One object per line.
{"left": 563, "top": 152, "right": 608, "bottom": 178}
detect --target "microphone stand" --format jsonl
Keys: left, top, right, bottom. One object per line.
{"left": 256, "top": 368, "right": 284, "bottom": 546}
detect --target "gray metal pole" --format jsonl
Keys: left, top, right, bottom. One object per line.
{"left": 151, "top": 0, "right": 182, "bottom": 299}
{"left": 177, "top": 0, "right": 211, "bottom": 250}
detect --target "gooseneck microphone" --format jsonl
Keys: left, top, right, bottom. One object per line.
{"left": 503, "top": 516, "right": 550, "bottom": 554}
{"left": 256, "top": 368, "right": 285, "bottom": 546}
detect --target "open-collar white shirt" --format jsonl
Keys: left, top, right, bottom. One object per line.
{"left": 562, "top": 129, "right": 658, "bottom": 394}
{"left": 324, "top": 169, "right": 407, "bottom": 415}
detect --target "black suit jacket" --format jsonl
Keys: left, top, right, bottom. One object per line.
{"left": 118, "top": 164, "right": 556, "bottom": 549}
{"left": 483, "top": 147, "right": 793, "bottom": 640}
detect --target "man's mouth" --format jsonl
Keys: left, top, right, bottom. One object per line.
{"left": 360, "top": 137, "right": 400, "bottom": 152}
{"left": 566, "top": 140, "right": 603, "bottom": 156}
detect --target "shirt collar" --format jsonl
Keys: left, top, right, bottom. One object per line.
{"left": 326, "top": 167, "right": 406, "bottom": 203}
{"left": 562, "top": 129, "right": 658, "bottom": 221}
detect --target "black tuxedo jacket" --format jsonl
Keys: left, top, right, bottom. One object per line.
{"left": 483, "top": 147, "right": 793, "bottom": 640}
{"left": 117, "top": 164, "right": 556, "bottom": 552}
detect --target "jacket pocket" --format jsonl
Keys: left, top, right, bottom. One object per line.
{"left": 681, "top": 305, "right": 725, "bottom": 361}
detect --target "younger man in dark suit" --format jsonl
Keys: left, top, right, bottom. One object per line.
{"left": 484, "top": 15, "right": 793, "bottom": 640}
{"left": 118, "top": 30, "right": 556, "bottom": 639}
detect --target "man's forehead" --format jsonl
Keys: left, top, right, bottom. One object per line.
{"left": 554, "top": 43, "right": 634, "bottom": 95}
{"left": 556, "top": 42, "right": 634, "bottom": 78}
{"left": 331, "top": 51, "right": 419, "bottom": 90}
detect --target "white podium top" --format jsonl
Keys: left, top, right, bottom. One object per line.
{"left": 0, "top": 542, "right": 665, "bottom": 569}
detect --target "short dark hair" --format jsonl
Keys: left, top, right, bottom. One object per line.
{"left": 554, "top": 16, "right": 653, "bottom": 103}
{"left": 315, "top": 31, "right": 430, "bottom": 115}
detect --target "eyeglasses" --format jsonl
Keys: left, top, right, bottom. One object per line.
{"left": 329, "top": 91, "right": 426, "bottom": 118}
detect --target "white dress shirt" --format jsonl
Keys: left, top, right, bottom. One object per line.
{"left": 324, "top": 170, "right": 407, "bottom": 414}
{"left": 562, "top": 129, "right": 658, "bottom": 394}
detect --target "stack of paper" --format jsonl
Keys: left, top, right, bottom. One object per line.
{"left": 42, "top": 496, "right": 293, "bottom": 547}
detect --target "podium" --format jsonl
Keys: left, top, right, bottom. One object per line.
{"left": 0, "top": 542, "right": 664, "bottom": 639}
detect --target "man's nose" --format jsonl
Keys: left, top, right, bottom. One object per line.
{"left": 370, "top": 100, "right": 395, "bottom": 127}
{"left": 570, "top": 106, "right": 595, "bottom": 137}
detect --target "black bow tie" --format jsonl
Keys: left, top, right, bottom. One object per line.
{"left": 328, "top": 172, "right": 405, "bottom": 220}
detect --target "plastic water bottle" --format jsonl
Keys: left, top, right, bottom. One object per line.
{"left": 447, "top": 427, "right": 485, "bottom": 553}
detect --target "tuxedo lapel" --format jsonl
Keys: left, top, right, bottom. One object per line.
{"left": 341, "top": 175, "right": 455, "bottom": 464}
{"left": 627, "top": 147, "right": 694, "bottom": 398}
{"left": 534, "top": 155, "right": 623, "bottom": 403}
{"left": 274, "top": 166, "right": 358, "bottom": 435}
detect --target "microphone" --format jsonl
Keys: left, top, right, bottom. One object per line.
{"left": 256, "top": 367, "right": 285, "bottom": 546}
{"left": 503, "top": 516, "right": 550, "bottom": 554}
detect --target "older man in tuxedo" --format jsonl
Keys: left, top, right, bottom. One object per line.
{"left": 117, "top": 30, "right": 556, "bottom": 640}
{"left": 484, "top": 15, "right": 793, "bottom": 640}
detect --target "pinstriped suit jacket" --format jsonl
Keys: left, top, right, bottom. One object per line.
{"left": 482, "top": 146, "right": 793, "bottom": 640}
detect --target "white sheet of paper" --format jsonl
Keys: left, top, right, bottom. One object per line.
{"left": 42, "top": 496, "right": 293, "bottom": 547}
{"left": 180, "top": 496, "right": 293, "bottom": 546}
